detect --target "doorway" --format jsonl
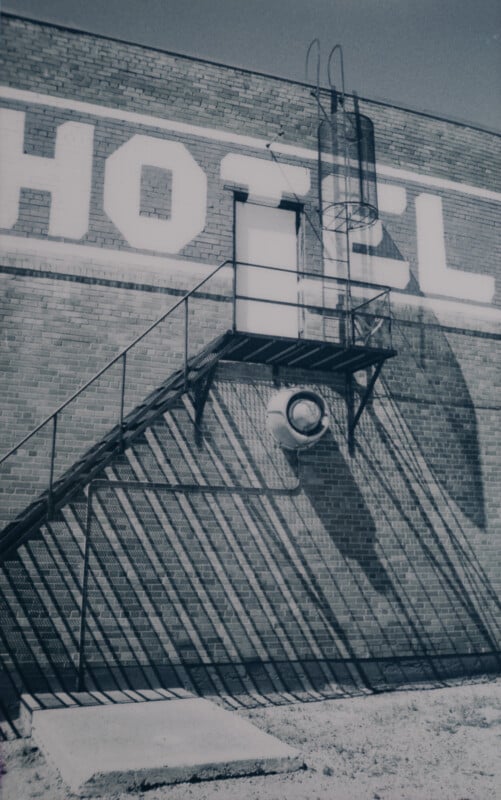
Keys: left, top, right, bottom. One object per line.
{"left": 235, "top": 200, "right": 303, "bottom": 338}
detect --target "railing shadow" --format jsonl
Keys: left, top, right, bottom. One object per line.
{"left": 0, "top": 336, "right": 499, "bottom": 736}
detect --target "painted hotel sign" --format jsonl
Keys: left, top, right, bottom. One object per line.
{"left": 0, "top": 87, "right": 499, "bottom": 317}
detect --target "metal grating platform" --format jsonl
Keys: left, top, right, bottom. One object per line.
{"left": 216, "top": 331, "right": 397, "bottom": 373}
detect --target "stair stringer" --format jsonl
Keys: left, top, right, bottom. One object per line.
{"left": 0, "top": 331, "right": 235, "bottom": 561}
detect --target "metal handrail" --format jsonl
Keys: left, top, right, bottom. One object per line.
{"left": 0, "top": 258, "right": 232, "bottom": 466}
{"left": 235, "top": 260, "right": 393, "bottom": 348}
{"left": 2, "top": 259, "right": 391, "bottom": 467}
{"left": 1, "top": 256, "right": 393, "bottom": 522}
{"left": 234, "top": 291, "right": 392, "bottom": 320}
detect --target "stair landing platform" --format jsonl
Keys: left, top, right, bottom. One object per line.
{"left": 218, "top": 330, "right": 396, "bottom": 373}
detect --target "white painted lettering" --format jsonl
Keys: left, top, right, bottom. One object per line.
{"left": 416, "top": 193, "right": 495, "bottom": 302}
{"left": 323, "top": 180, "right": 411, "bottom": 289}
{"left": 378, "top": 183, "right": 407, "bottom": 215}
{"left": 349, "top": 183, "right": 410, "bottom": 288}
{"left": 0, "top": 109, "right": 94, "bottom": 238}
{"left": 104, "top": 135, "right": 207, "bottom": 253}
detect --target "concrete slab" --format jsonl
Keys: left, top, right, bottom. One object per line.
{"left": 31, "top": 697, "right": 303, "bottom": 794}
{"left": 19, "top": 688, "right": 194, "bottom": 735}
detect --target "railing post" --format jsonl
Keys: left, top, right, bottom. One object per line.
{"left": 47, "top": 413, "right": 58, "bottom": 517}
{"left": 184, "top": 297, "right": 189, "bottom": 390}
{"left": 232, "top": 260, "right": 237, "bottom": 332}
{"left": 119, "top": 352, "right": 127, "bottom": 450}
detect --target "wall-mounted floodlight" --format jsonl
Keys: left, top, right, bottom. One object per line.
{"left": 266, "top": 388, "right": 330, "bottom": 450}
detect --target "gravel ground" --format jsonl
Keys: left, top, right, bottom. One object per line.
{"left": 1, "top": 678, "right": 500, "bottom": 800}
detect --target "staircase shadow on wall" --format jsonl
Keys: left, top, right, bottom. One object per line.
{"left": 0, "top": 362, "right": 500, "bottom": 737}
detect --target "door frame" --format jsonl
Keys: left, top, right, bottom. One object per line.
{"left": 232, "top": 193, "right": 305, "bottom": 337}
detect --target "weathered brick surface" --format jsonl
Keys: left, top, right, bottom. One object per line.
{"left": 1, "top": 362, "right": 499, "bottom": 709}
{"left": 0, "top": 271, "right": 233, "bottom": 522}
{"left": 1, "top": 15, "right": 499, "bottom": 191}
{"left": 0, "top": 15, "right": 500, "bottom": 717}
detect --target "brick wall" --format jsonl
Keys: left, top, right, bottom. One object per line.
{"left": 0, "top": 14, "right": 500, "bottom": 721}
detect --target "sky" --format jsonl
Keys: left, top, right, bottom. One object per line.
{"left": 2, "top": 0, "right": 501, "bottom": 131}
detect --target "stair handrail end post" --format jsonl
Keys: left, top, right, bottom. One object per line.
{"left": 76, "top": 481, "right": 94, "bottom": 692}
{"left": 388, "top": 290, "right": 393, "bottom": 349}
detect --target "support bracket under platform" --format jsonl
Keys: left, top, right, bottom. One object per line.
{"left": 346, "top": 359, "right": 385, "bottom": 455}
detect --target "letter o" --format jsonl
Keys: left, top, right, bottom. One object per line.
{"left": 104, "top": 135, "right": 207, "bottom": 253}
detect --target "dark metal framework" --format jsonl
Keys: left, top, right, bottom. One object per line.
{"left": 318, "top": 104, "right": 378, "bottom": 233}
{"left": 307, "top": 41, "right": 379, "bottom": 236}
{"left": 1, "top": 48, "right": 398, "bottom": 548}
{"left": 0, "top": 255, "right": 396, "bottom": 556}
{"left": 305, "top": 41, "right": 390, "bottom": 454}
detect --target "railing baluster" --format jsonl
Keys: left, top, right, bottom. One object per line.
{"left": 48, "top": 413, "right": 57, "bottom": 517}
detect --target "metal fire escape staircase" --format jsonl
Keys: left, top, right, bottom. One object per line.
{"left": 0, "top": 258, "right": 395, "bottom": 560}
{"left": 0, "top": 44, "right": 396, "bottom": 559}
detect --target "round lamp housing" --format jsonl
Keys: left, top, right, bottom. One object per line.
{"left": 266, "top": 388, "right": 330, "bottom": 450}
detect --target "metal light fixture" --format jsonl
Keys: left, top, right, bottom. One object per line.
{"left": 266, "top": 388, "right": 330, "bottom": 450}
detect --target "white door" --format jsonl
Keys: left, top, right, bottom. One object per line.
{"left": 235, "top": 202, "right": 300, "bottom": 338}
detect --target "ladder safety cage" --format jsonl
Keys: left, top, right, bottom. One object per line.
{"left": 307, "top": 41, "right": 396, "bottom": 453}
